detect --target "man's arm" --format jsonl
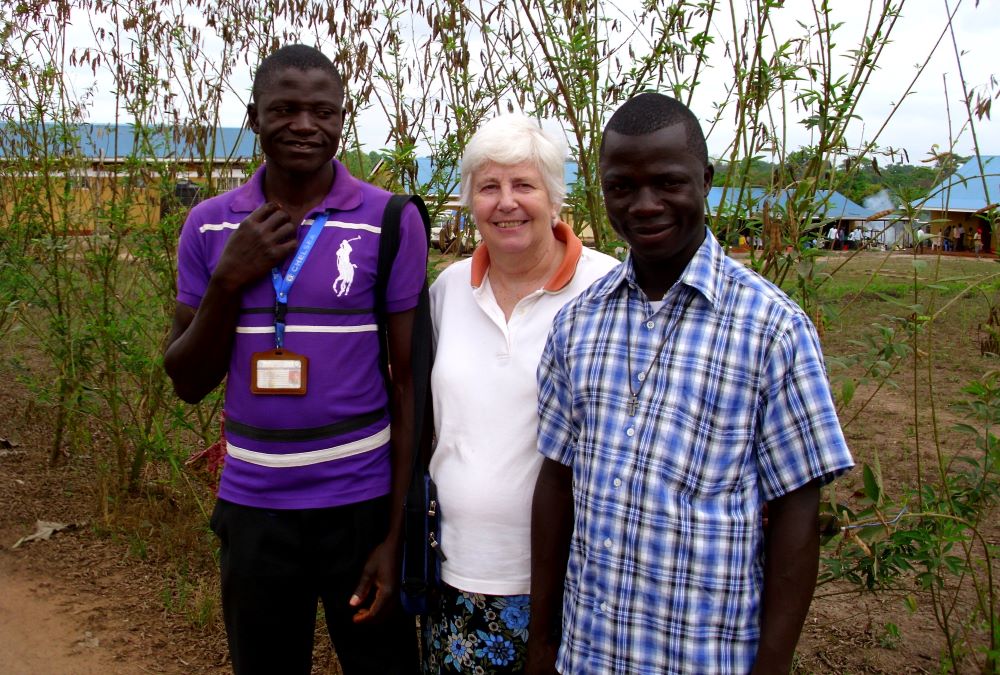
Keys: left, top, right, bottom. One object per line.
{"left": 350, "top": 308, "right": 416, "bottom": 623}
{"left": 526, "top": 457, "right": 574, "bottom": 675}
{"left": 752, "top": 479, "right": 820, "bottom": 674}
{"left": 164, "top": 202, "right": 297, "bottom": 403}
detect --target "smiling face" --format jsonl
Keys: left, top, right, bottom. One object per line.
{"left": 247, "top": 67, "right": 345, "bottom": 178}
{"left": 470, "top": 160, "right": 560, "bottom": 259}
{"left": 600, "top": 123, "right": 713, "bottom": 298}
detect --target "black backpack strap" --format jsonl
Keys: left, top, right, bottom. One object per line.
{"left": 379, "top": 195, "right": 441, "bottom": 611}
{"left": 374, "top": 194, "right": 434, "bottom": 470}
{"left": 375, "top": 195, "right": 403, "bottom": 384}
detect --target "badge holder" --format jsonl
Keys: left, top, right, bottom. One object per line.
{"left": 251, "top": 348, "right": 308, "bottom": 395}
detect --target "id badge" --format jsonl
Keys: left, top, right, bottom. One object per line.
{"left": 250, "top": 349, "right": 308, "bottom": 395}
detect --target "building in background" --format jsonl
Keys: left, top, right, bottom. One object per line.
{"left": 918, "top": 155, "right": 1000, "bottom": 253}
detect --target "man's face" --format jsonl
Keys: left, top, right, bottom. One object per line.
{"left": 600, "top": 123, "right": 713, "bottom": 284}
{"left": 248, "top": 67, "right": 344, "bottom": 176}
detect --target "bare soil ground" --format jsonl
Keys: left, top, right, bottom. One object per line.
{"left": 0, "top": 375, "right": 228, "bottom": 674}
{"left": 1, "top": 249, "right": 998, "bottom": 674}
{"left": 792, "top": 251, "right": 1000, "bottom": 673}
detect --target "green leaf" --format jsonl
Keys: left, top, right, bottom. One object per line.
{"left": 863, "top": 463, "right": 882, "bottom": 504}
{"left": 840, "top": 378, "right": 855, "bottom": 407}
{"left": 951, "top": 422, "right": 980, "bottom": 436}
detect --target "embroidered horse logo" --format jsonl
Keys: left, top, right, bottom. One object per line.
{"left": 332, "top": 236, "right": 361, "bottom": 297}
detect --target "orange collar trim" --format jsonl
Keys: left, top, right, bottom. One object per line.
{"left": 470, "top": 221, "right": 583, "bottom": 292}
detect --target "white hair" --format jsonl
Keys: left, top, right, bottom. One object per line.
{"left": 460, "top": 113, "right": 567, "bottom": 211}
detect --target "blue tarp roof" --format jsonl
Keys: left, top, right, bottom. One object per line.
{"left": 792, "top": 189, "right": 872, "bottom": 220}
{"left": 707, "top": 186, "right": 767, "bottom": 213}
{"left": 707, "top": 187, "right": 871, "bottom": 221}
{"left": 414, "top": 156, "right": 457, "bottom": 191}
{"left": 919, "top": 155, "right": 1000, "bottom": 212}
{"left": 0, "top": 123, "right": 258, "bottom": 161}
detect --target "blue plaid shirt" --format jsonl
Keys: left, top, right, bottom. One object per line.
{"left": 537, "top": 229, "right": 854, "bottom": 674}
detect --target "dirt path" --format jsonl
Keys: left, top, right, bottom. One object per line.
{"left": 0, "top": 555, "right": 143, "bottom": 675}
{"left": 0, "top": 417, "right": 230, "bottom": 675}
{"left": 0, "top": 517, "right": 229, "bottom": 675}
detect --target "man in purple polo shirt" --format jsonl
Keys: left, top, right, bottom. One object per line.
{"left": 164, "top": 45, "right": 424, "bottom": 674}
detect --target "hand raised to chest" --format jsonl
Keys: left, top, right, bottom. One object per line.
{"left": 213, "top": 202, "right": 300, "bottom": 292}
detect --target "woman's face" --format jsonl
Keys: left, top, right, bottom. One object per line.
{"left": 470, "top": 160, "right": 559, "bottom": 259}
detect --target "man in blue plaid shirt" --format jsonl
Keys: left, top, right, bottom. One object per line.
{"left": 526, "top": 93, "right": 854, "bottom": 674}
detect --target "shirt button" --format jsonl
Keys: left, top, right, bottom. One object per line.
{"left": 613, "top": 477, "right": 622, "bottom": 487}
{"left": 603, "top": 537, "right": 613, "bottom": 549}
{"left": 637, "top": 373, "right": 646, "bottom": 382}
{"left": 600, "top": 601, "right": 610, "bottom": 613}
{"left": 646, "top": 320, "right": 654, "bottom": 329}
{"left": 626, "top": 427, "right": 635, "bottom": 437}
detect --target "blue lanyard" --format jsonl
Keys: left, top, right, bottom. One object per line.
{"left": 270, "top": 212, "right": 329, "bottom": 349}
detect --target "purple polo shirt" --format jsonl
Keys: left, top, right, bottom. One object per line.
{"left": 176, "top": 160, "right": 427, "bottom": 509}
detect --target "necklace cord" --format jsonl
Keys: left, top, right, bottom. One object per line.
{"left": 624, "top": 286, "right": 695, "bottom": 415}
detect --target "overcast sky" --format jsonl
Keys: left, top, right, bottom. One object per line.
{"left": 710, "top": 0, "right": 998, "bottom": 164}
{"left": 63, "top": 0, "right": 998, "bottom": 164}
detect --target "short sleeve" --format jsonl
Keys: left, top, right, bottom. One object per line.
{"left": 176, "top": 210, "right": 211, "bottom": 308}
{"left": 536, "top": 309, "right": 577, "bottom": 466}
{"left": 755, "top": 312, "right": 854, "bottom": 500}
{"left": 385, "top": 202, "right": 429, "bottom": 313}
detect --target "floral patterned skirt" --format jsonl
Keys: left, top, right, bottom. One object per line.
{"left": 423, "top": 583, "right": 530, "bottom": 674}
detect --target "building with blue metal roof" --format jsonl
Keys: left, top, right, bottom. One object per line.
{"left": 0, "top": 123, "right": 260, "bottom": 233}
{"left": 917, "top": 155, "right": 999, "bottom": 251}
{"left": 0, "top": 123, "right": 257, "bottom": 161}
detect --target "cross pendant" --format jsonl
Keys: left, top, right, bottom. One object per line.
{"left": 627, "top": 395, "right": 638, "bottom": 416}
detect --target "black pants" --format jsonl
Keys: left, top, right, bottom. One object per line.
{"left": 211, "top": 496, "right": 418, "bottom": 675}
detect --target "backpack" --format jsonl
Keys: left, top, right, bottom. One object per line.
{"left": 374, "top": 194, "right": 440, "bottom": 615}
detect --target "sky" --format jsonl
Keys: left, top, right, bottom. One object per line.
{"left": 713, "top": 0, "right": 998, "bottom": 164}
{"left": 56, "top": 0, "right": 999, "bottom": 164}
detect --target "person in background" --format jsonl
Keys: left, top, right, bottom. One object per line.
{"left": 825, "top": 223, "right": 838, "bottom": 250}
{"left": 528, "top": 92, "right": 854, "bottom": 674}
{"left": 425, "top": 113, "right": 618, "bottom": 673}
{"left": 848, "top": 226, "right": 862, "bottom": 249}
{"left": 974, "top": 225, "right": 983, "bottom": 257}
{"left": 164, "top": 45, "right": 424, "bottom": 674}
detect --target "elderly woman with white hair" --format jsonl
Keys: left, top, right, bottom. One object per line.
{"left": 424, "top": 113, "right": 618, "bottom": 673}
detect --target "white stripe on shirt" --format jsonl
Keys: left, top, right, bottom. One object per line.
{"left": 235, "top": 324, "right": 377, "bottom": 334}
{"left": 325, "top": 220, "right": 381, "bottom": 234}
{"left": 226, "top": 425, "right": 390, "bottom": 467}
{"left": 198, "top": 219, "right": 382, "bottom": 234}
{"left": 198, "top": 222, "right": 240, "bottom": 232}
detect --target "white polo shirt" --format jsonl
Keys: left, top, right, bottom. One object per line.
{"left": 429, "top": 223, "right": 619, "bottom": 595}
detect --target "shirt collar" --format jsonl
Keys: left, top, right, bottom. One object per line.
{"left": 229, "top": 159, "right": 363, "bottom": 215}
{"left": 598, "top": 227, "right": 724, "bottom": 311}
{"left": 470, "top": 221, "right": 584, "bottom": 292}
